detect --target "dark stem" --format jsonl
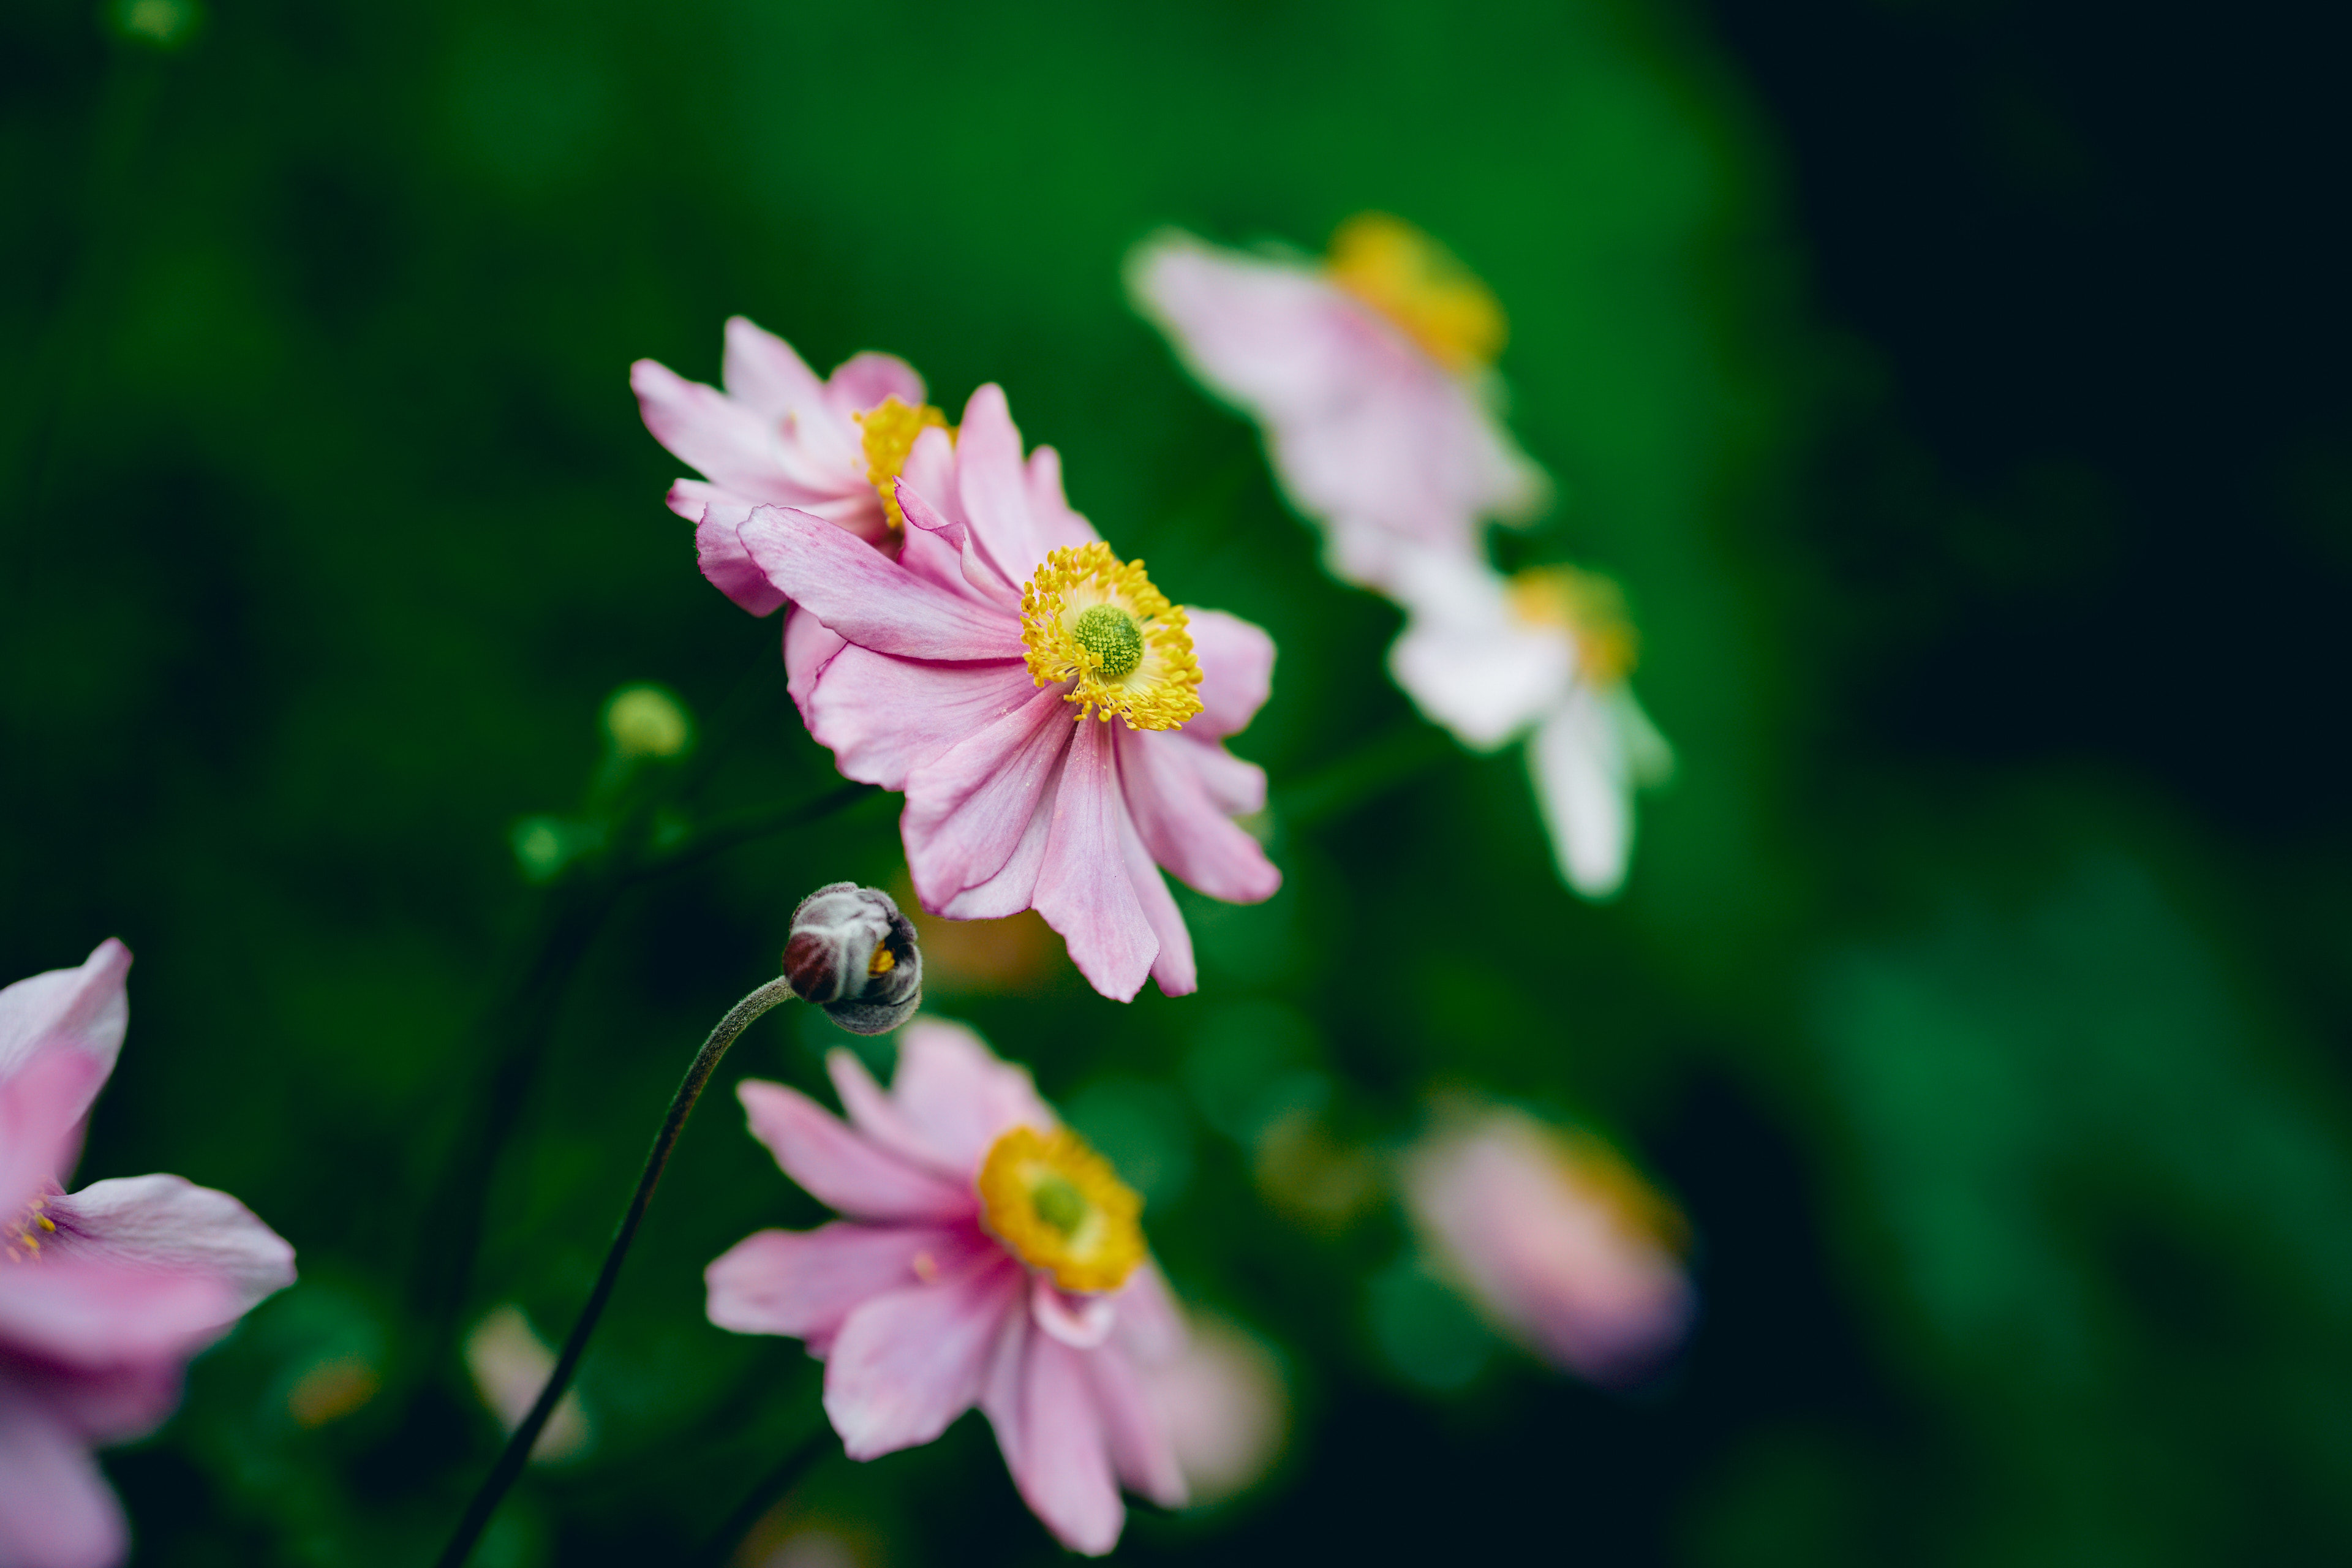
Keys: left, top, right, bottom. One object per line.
{"left": 432, "top": 974, "right": 801, "bottom": 1568}
{"left": 688, "top": 1428, "right": 836, "bottom": 1568}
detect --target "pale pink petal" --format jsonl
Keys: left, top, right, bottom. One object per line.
{"left": 736, "top": 1080, "right": 971, "bottom": 1224}
{"left": 824, "top": 1050, "right": 962, "bottom": 1177}
{"left": 806, "top": 646, "right": 1036, "bottom": 796}
{"left": 1030, "top": 1275, "right": 1115, "bottom": 1349}
{"left": 1528, "top": 692, "right": 1632, "bottom": 899}
{"left": 677, "top": 481, "right": 790, "bottom": 616}
{"left": 987, "top": 1329, "right": 1123, "bottom": 1556}
{"left": 0, "top": 1261, "right": 233, "bottom": 1366}
{"left": 633, "top": 358, "right": 820, "bottom": 505}
{"left": 720, "top": 316, "right": 830, "bottom": 424}
{"left": 0, "top": 1050, "right": 105, "bottom": 1204}
{"left": 902, "top": 687, "right": 1076, "bottom": 908}
{"left": 706, "top": 1221, "right": 978, "bottom": 1343}
{"left": 783, "top": 606, "right": 850, "bottom": 724}
{"left": 1169, "top": 734, "right": 1267, "bottom": 818}
{"left": 824, "top": 1254, "right": 1023, "bottom": 1458}
{"left": 896, "top": 478, "right": 1022, "bottom": 609}
{"left": 0, "top": 1395, "right": 127, "bottom": 1568}
{"left": 1109, "top": 1261, "right": 1186, "bottom": 1366}
{"left": 1384, "top": 548, "right": 1569, "bottom": 748}
{"left": 1183, "top": 609, "right": 1275, "bottom": 742}
{"left": 1030, "top": 720, "right": 1159, "bottom": 1002}
{"left": 13, "top": 1355, "right": 185, "bottom": 1447}
{"left": 48, "top": 1175, "right": 295, "bottom": 1316}
{"left": 0, "top": 940, "right": 129, "bottom": 1110}
{"left": 888, "top": 1020, "right": 1057, "bottom": 1175}
{"left": 1116, "top": 728, "right": 1280, "bottom": 907}
{"left": 735, "top": 508, "right": 1023, "bottom": 662}
{"left": 1022, "top": 447, "right": 1103, "bottom": 556}
{"left": 930, "top": 775, "right": 1057, "bottom": 922}
{"left": 947, "top": 385, "right": 1047, "bottom": 583}
{"left": 1085, "top": 1343, "right": 1188, "bottom": 1509}
{"left": 1128, "top": 235, "right": 1368, "bottom": 419}
{"left": 823, "top": 351, "right": 926, "bottom": 416}
{"left": 1117, "top": 792, "right": 1197, "bottom": 999}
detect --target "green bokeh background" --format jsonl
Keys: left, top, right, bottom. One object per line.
{"left": 6, "top": 0, "right": 2350, "bottom": 1562}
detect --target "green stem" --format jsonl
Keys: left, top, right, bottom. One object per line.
{"left": 433, "top": 974, "right": 800, "bottom": 1568}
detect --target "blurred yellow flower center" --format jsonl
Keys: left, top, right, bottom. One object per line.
{"left": 977, "top": 1125, "right": 1145, "bottom": 1294}
{"left": 1546, "top": 1129, "right": 1689, "bottom": 1256}
{"left": 1020, "top": 543, "right": 1204, "bottom": 730}
{"left": 1327, "top": 212, "right": 1507, "bottom": 374}
{"left": 1506, "top": 565, "right": 1640, "bottom": 686}
{"left": 6, "top": 1194, "right": 56, "bottom": 1265}
{"left": 853, "top": 396, "right": 950, "bottom": 531}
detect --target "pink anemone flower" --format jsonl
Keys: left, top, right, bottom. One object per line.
{"left": 726, "top": 382, "right": 1280, "bottom": 1001}
{"left": 0, "top": 941, "right": 296, "bottom": 1568}
{"left": 632, "top": 316, "right": 941, "bottom": 618}
{"left": 706, "top": 1019, "right": 1193, "bottom": 1556}
{"left": 1128, "top": 216, "right": 1548, "bottom": 587}
{"left": 1402, "top": 1105, "right": 1692, "bottom": 1386}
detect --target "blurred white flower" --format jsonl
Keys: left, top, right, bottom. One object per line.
{"left": 464, "top": 1304, "right": 591, "bottom": 1463}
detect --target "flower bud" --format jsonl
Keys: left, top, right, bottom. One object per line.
{"left": 782, "top": 883, "right": 921, "bottom": 1035}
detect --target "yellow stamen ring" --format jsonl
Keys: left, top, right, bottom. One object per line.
{"left": 1019, "top": 542, "right": 1204, "bottom": 730}
{"left": 977, "top": 1125, "right": 1145, "bottom": 1294}
{"left": 853, "top": 396, "right": 951, "bottom": 532}
{"left": 1506, "top": 565, "right": 1640, "bottom": 687}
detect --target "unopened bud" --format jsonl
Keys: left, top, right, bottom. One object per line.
{"left": 603, "top": 684, "right": 693, "bottom": 759}
{"left": 783, "top": 883, "right": 921, "bottom": 1035}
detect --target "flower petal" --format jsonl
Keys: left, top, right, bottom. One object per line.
{"left": 737, "top": 1080, "right": 971, "bottom": 1223}
{"left": 823, "top": 1254, "right": 1023, "bottom": 1458}
{"left": 0, "top": 1394, "right": 127, "bottom": 1568}
{"left": 887, "top": 1019, "right": 1057, "bottom": 1176}
{"left": 986, "top": 1327, "right": 1124, "bottom": 1556}
{"left": 783, "top": 605, "right": 850, "bottom": 725}
{"left": 634, "top": 358, "right": 833, "bottom": 507}
{"left": 1085, "top": 1340, "right": 1189, "bottom": 1509}
{"left": 736, "top": 508, "right": 1023, "bottom": 662}
{"left": 1117, "top": 728, "right": 1280, "bottom": 907}
{"left": 902, "top": 686, "right": 1076, "bottom": 909}
{"left": 0, "top": 1050, "right": 104, "bottom": 1204}
{"left": 1111, "top": 1261, "right": 1186, "bottom": 1365}
{"left": 706, "top": 1221, "right": 978, "bottom": 1346}
{"left": 720, "top": 316, "right": 830, "bottom": 424}
{"left": 0, "top": 1260, "right": 234, "bottom": 1367}
{"left": 948, "top": 384, "right": 1047, "bottom": 583}
{"left": 1528, "top": 691, "right": 1632, "bottom": 899}
{"left": 822, "top": 351, "right": 926, "bottom": 418}
{"left": 1184, "top": 609, "right": 1275, "bottom": 742}
{"left": 1030, "top": 1275, "right": 1116, "bottom": 1349}
{"left": 897, "top": 474, "right": 1022, "bottom": 609}
{"left": 1031, "top": 720, "right": 1158, "bottom": 1002}
{"left": 1118, "top": 788, "right": 1197, "bottom": 999}
{"left": 807, "top": 646, "right": 1036, "bottom": 796}
{"left": 1022, "top": 446, "right": 1103, "bottom": 556}
{"left": 1385, "top": 548, "right": 1569, "bottom": 748}
{"left": 0, "top": 940, "right": 129, "bottom": 1115}
{"left": 49, "top": 1175, "right": 295, "bottom": 1317}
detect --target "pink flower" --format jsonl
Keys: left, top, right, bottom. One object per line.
{"left": 1137, "top": 1313, "right": 1286, "bottom": 1506}
{"left": 1401, "top": 1106, "right": 1692, "bottom": 1385}
{"left": 0, "top": 941, "right": 296, "bottom": 1568}
{"left": 726, "top": 382, "right": 1280, "bottom": 1001}
{"left": 632, "top": 317, "right": 937, "bottom": 618}
{"left": 1128, "top": 216, "right": 1548, "bottom": 586}
{"left": 706, "top": 1019, "right": 1194, "bottom": 1556}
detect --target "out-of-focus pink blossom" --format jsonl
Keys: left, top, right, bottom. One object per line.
{"left": 1386, "top": 546, "right": 1672, "bottom": 899}
{"left": 1402, "top": 1106, "right": 1692, "bottom": 1385}
{"left": 0, "top": 941, "right": 296, "bottom": 1568}
{"left": 464, "top": 1305, "right": 590, "bottom": 1463}
{"left": 1128, "top": 219, "right": 1548, "bottom": 587}
{"left": 1139, "top": 1313, "right": 1286, "bottom": 1506}
{"left": 725, "top": 383, "right": 1280, "bottom": 1001}
{"left": 706, "top": 1019, "right": 1198, "bottom": 1556}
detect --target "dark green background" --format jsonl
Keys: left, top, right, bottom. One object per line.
{"left": 6, "top": 0, "right": 2350, "bottom": 1562}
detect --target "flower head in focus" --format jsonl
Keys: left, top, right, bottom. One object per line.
{"left": 725, "top": 383, "right": 1280, "bottom": 1001}
{"left": 1401, "top": 1104, "right": 1692, "bottom": 1385}
{"left": 706, "top": 1019, "right": 1205, "bottom": 1555}
{"left": 782, "top": 883, "right": 922, "bottom": 1036}
{"left": 1128, "top": 216, "right": 1548, "bottom": 586}
{"left": 1387, "top": 547, "right": 1673, "bottom": 898}
{"left": 0, "top": 940, "right": 296, "bottom": 1568}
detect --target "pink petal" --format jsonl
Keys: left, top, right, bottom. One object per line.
{"left": 633, "top": 358, "right": 825, "bottom": 506}
{"left": 1184, "top": 609, "right": 1276, "bottom": 742}
{"left": 1085, "top": 1341, "right": 1189, "bottom": 1509}
{"left": 807, "top": 646, "right": 1036, "bottom": 796}
{"left": 823, "top": 351, "right": 926, "bottom": 416}
{"left": 0, "top": 1394, "right": 127, "bottom": 1568}
{"left": 1117, "top": 727, "right": 1280, "bottom": 906}
{"left": 824, "top": 1253, "right": 1023, "bottom": 1458}
{"left": 0, "top": 1259, "right": 234, "bottom": 1367}
{"left": 0, "top": 940, "right": 129, "bottom": 1120}
{"left": 676, "top": 481, "right": 790, "bottom": 616}
{"left": 1110, "top": 1262, "right": 1186, "bottom": 1366}
{"left": 706, "top": 1221, "right": 979, "bottom": 1344}
{"left": 0, "top": 1050, "right": 105, "bottom": 1205}
{"left": 735, "top": 508, "right": 1023, "bottom": 662}
{"left": 736, "top": 1080, "right": 971, "bottom": 1224}
{"left": 1117, "top": 791, "right": 1197, "bottom": 998}
{"left": 1022, "top": 446, "right": 1103, "bottom": 556}
{"left": 896, "top": 477, "right": 1021, "bottom": 609}
{"left": 783, "top": 606, "right": 850, "bottom": 725}
{"left": 947, "top": 384, "right": 1047, "bottom": 583}
{"left": 887, "top": 1019, "right": 1057, "bottom": 1175}
{"left": 1030, "top": 720, "right": 1158, "bottom": 1002}
{"left": 720, "top": 315, "right": 831, "bottom": 424}
{"left": 1030, "top": 1275, "right": 1115, "bottom": 1349}
{"left": 48, "top": 1175, "right": 295, "bottom": 1317}
{"left": 986, "top": 1326, "right": 1124, "bottom": 1556}
{"left": 902, "top": 686, "right": 1076, "bottom": 909}
{"left": 824, "top": 1050, "right": 963, "bottom": 1177}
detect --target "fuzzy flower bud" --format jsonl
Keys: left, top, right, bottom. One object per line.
{"left": 782, "top": 883, "right": 921, "bottom": 1035}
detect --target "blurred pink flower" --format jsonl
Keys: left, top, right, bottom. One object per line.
{"left": 1386, "top": 546, "right": 1672, "bottom": 898}
{"left": 1139, "top": 1313, "right": 1286, "bottom": 1506}
{"left": 0, "top": 941, "right": 296, "bottom": 1568}
{"left": 728, "top": 382, "right": 1280, "bottom": 1001}
{"left": 1402, "top": 1106, "right": 1692, "bottom": 1385}
{"left": 706, "top": 1019, "right": 1194, "bottom": 1556}
{"left": 1128, "top": 219, "right": 1548, "bottom": 587}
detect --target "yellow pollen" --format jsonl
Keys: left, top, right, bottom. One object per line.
{"left": 853, "top": 396, "right": 951, "bottom": 531}
{"left": 867, "top": 944, "right": 896, "bottom": 978}
{"left": 977, "top": 1125, "right": 1145, "bottom": 1294}
{"left": 1506, "top": 565, "right": 1640, "bottom": 686}
{"left": 1020, "top": 542, "right": 1204, "bottom": 730}
{"left": 1326, "top": 212, "right": 1507, "bottom": 374}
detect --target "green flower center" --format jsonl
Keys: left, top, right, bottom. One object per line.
{"left": 1070, "top": 604, "right": 1144, "bottom": 680}
{"left": 1030, "top": 1174, "right": 1088, "bottom": 1235}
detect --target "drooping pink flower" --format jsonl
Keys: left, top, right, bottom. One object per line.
{"left": 0, "top": 941, "right": 296, "bottom": 1568}
{"left": 727, "top": 382, "right": 1280, "bottom": 1001}
{"left": 632, "top": 317, "right": 938, "bottom": 618}
{"left": 706, "top": 1019, "right": 1196, "bottom": 1556}
{"left": 1401, "top": 1106, "right": 1692, "bottom": 1386}
{"left": 1128, "top": 216, "right": 1548, "bottom": 587}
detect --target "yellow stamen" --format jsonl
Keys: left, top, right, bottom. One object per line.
{"left": 1326, "top": 212, "right": 1507, "bottom": 374}
{"left": 1506, "top": 565, "right": 1640, "bottom": 686}
{"left": 977, "top": 1125, "right": 1145, "bottom": 1294}
{"left": 1019, "top": 543, "right": 1203, "bottom": 730}
{"left": 867, "top": 944, "right": 896, "bottom": 978}
{"left": 853, "top": 396, "right": 951, "bottom": 531}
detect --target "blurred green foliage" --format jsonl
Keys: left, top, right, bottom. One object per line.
{"left": 3, "top": 0, "right": 2350, "bottom": 1564}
